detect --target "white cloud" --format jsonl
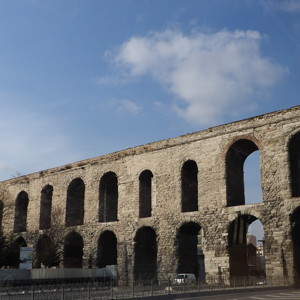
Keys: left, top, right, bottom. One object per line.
{"left": 110, "top": 29, "right": 286, "bottom": 125}
{"left": 97, "top": 98, "right": 143, "bottom": 114}
{"left": 273, "top": 0, "right": 300, "bottom": 13}
{"left": 117, "top": 99, "right": 142, "bottom": 114}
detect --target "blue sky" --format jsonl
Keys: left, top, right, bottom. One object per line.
{"left": 0, "top": 0, "right": 299, "bottom": 185}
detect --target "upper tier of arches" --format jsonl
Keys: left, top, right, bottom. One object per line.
{"left": 5, "top": 129, "right": 299, "bottom": 232}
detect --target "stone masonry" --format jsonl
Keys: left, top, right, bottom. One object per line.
{"left": 1, "top": 105, "right": 300, "bottom": 284}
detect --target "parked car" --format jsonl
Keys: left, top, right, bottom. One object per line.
{"left": 174, "top": 273, "right": 196, "bottom": 284}
{"left": 251, "top": 276, "right": 267, "bottom": 285}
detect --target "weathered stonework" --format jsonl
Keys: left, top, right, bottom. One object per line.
{"left": 2, "top": 105, "right": 300, "bottom": 284}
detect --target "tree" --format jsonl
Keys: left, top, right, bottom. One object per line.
{"left": 0, "top": 229, "right": 7, "bottom": 267}
{"left": 0, "top": 187, "right": 14, "bottom": 228}
{"left": 0, "top": 187, "right": 24, "bottom": 268}
{"left": 36, "top": 207, "right": 64, "bottom": 268}
{"left": 36, "top": 234, "right": 61, "bottom": 268}
{"left": 4, "top": 235, "right": 26, "bottom": 268}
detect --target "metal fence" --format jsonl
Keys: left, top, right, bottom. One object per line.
{"left": 0, "top": 276, "right": 293, "bottom": 300}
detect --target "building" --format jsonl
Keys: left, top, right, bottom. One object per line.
{"left": 1, "top": 105, "right": 300, "bottom": 284}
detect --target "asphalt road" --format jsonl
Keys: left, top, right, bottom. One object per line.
{"left": 175, "top": 288, "right": 300, "bottom": 300}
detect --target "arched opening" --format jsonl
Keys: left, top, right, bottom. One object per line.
{"left": 0, "top": 201, "right": 3, "bottom": 228}
{"left": 63, "top": 232, "right": 83, "bottom": 268}
{"left": 289, "top": 132, "right": 300, "bottom": 197}
{"left": 39, "top": 185, "right": 53, "bottom": 230}
{"left": 228, "top": 214, "right": 266, "bottom": 281}
{"left": 5, "top": 236, "right": 27, "bottom": 268}
{"left": 97, "top": 231, "right": 117, "bottom": 268}
{"left": 244, "top": 152, "right": 263, "bottom": 204}
{"left": 181, "top": 160, "right": 198, "bottom": 212}
{"left": 14, "top": 191, "right": 29, "bottom": 233}
{"left": 139, "top": 170, "right": 153, "bottom": 218}
{"left": 65, "top": 178, "right": 85, "bottom": 227}
{"left": 99, "top": 172, "right": 118, "bottom": 222}
{"left": 247, "top": 220, "right": 266, "bottom": 277}
{"left": 36, "top": 234, "right": 60, "bottom": 268}
{"left": 133, "top": 227, "right": 157, "bottom": 281}
{"left": 226, "top": 139, "right": 261, "bottom": 206}
{"left": 291, "top": 207, "right": 300, "bottom": 286}
{"left": 176, "top": 222, "right": 201, "bottom": 278}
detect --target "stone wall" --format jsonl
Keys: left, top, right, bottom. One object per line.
{"left": 1, "top": 105, "right": 300, "bottom": 284}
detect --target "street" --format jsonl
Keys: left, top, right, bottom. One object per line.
{"left": 176, "top": 289, "right": 300, "bottom": 300}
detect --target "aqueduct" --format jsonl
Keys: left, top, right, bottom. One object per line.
{"left": 1, "top": 105, "right": 300, "bottom": 284}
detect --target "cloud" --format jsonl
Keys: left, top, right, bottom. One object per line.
{"left": 272, "top": 0, "right": 300, "bottom": 13}
{"left": 96, "top": 98, "right": 143, "bottom": 115}
{"left": 104, "top": 99, "right": 143, "bottom": 115}
{"left": 116, "top": 99, "right": 143, "bottom": 114}
{"left": 109, "top": 29, "right": 286, "bottom": 125}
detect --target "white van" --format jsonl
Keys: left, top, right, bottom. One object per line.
{"left": 174, "top": 273, "right": 196, "bottom": 284}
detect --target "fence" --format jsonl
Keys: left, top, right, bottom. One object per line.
{"left": 0, "top": 275, "right": 293, "bottom": 300}
{"left": 0, "top": 268, "right": 117, "bottom": 282}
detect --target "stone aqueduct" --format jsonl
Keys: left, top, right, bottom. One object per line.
{"left": 2, "top": 105, "right": 300, "bottom": 284}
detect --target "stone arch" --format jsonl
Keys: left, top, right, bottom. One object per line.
{"left": 39, "top": 184, "right": 53, "bottom": 230}
{"left": 139, "top": 169, "right": 153, "bottom": 218}
{"left": 228, "top": 214, "right": 265, "bottom": 279}
{"left": 65, "top": 178, "right": 85, "bottom": 226}
{"left": 0, "top": 200, "right": 3, "bottom": 228}
{"left": 15, "top": 236, "right": 27, "bottom": 246}
{"left": 6, "top": 236, "right": 27, "bottom": 268}
{"left": 133, "top": 226, "right": 157, "bottom": 281}
{"left": 181, "top": 160, "right": 198, "bottom": 212}
{"left": 288, "top": 131, "right": 300, "bottom": 197}
{"left": 291, "top": 206, "right": 300, "bottom": 286}
{"left": 97, "top": 230, "right": 117, "bottom": 268}
{"left": 36, "top": 234, "right": 60, "bottom": 268}
{"left": 99, "top": 172, "right": 118, "bottom": 222}
{"left": 63, "top": 231, "right": 83, "bottom": 268}
{"left": 176, "top": 222, "right": 201, "bottom": 277}
{"left": 13, "top": 191, "right": 29, "bottom": 233}
{"left": 225, "top": 139, "right": 261, "bottom": 206}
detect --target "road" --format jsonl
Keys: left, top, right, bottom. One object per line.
{"left": 176, "top": 288, "right": 300, "bottom": 300}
